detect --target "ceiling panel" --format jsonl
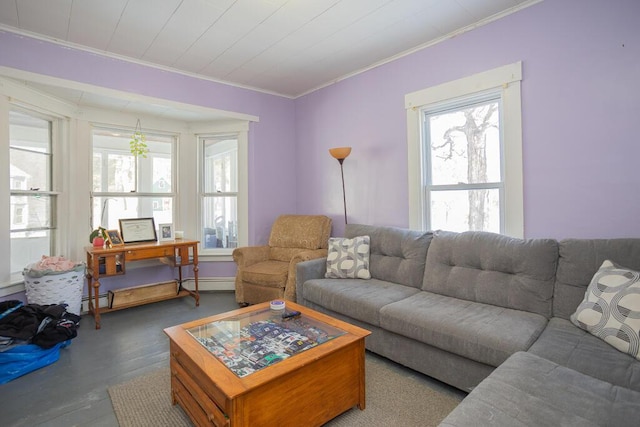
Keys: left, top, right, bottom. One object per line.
{"left": 417, "top": 0, "right": 478, "bottom": 35}
{"left": 106, "top": 0, "right": 183, "bottom": 58}
{"left": 67, "top": 0, "right": 128, "bottom": 50}
{"left": 208, "top": 0, "right": 343, "bottom": 77}
{"left": 15, "top": 0, "right": 72, "bottom": 40}
{"left": 142, "top": 0, "right": 228, "bottom": 66}
{"left": 174, "top": 0, "right": 282, "bottom": 72}
{"left": 0, "top": 2, "right": 18, "bottom": 27}
{"left": 0, "top": 0, "right": 540, "bottom": 98}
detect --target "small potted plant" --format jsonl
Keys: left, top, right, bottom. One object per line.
{"left": 90, "top": 227, "right": 107, "bottom": 247}
{"left": 130, "top": 119, "right": 149, "bottom": 158}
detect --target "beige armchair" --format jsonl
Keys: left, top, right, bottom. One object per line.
{"left": 232, "top": 215, "right": 332, "bottom": 305}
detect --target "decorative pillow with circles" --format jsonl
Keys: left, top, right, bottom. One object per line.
{"left": 571, "top": 260, "right": 640, "bottom": 360}
{"left": 325, "top": 236, "right": 371, "bottom": 279}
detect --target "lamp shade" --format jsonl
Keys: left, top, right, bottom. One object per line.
{"left": 329, "top": 147, "right": 352, "bottom": 160}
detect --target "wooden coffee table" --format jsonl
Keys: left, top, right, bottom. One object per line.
{"left": 163, "top": 301, "right": 371, "bottom": 427}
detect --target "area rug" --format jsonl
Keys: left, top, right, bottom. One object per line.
{"left": 108, "top": 354, "right": 462, "bottom": 427}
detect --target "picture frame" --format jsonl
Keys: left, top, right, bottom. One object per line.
{"left": 158, "top": 223, "right": 174, "bottom": 241}
{"left": 105, "top": 229, "right": 124, "bottom": 247}
{"left": 119, "top": 218, "right": 157, "bottom": 244}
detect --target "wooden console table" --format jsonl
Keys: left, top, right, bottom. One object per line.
{"left": 85, "top": 239, "right": 200, "bottom": 329}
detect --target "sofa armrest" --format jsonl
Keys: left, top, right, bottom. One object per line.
{"left": 283, "top": 249, "right": 327, "bottom": 301}
{"left": 295, "top": 256, "right": 327, "bottom": 304}
{"left": 232, "top": 246, "right": 270, "bottom": 267}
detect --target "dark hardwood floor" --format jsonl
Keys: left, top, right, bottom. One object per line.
{"left": 0, "top": 291, "right": 238, "bottom": 427}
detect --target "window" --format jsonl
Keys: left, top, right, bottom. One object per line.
{"left": 201, "top": 135, "right": 239, "bottom": 251}
{"left": 91, "top": 127, "right": 175, "bottom": 231}
{"left": 9, "top": 109, "right": 57, "bottom": 275}
{"left": 406, "top": 62, "right": 524, "bottom": 237}
{"left": 424, "top": 92, "right": 502, "bottom": 233}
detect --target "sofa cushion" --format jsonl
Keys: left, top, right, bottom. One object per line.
{"left": 528, "top": 317, "right": 640, "bottom": 393}
{"left": 345, "top": 224, "right": 432, "bottom": 289}
{"left": 380, "top": 292, "right": 547, "bottom": 367}
{"left": 325, "top": 236, "right": 371, "bottom": 279}
{"left": 555, "top": 238, "right": 640, "bottom": 320}
{"left": 570, "top": 260, "right": 640, "bottom": 360}
{"left": 421, "top": 231, "right": 558, "bottom": 318}
{"left": 241, "top": 260, "right": 288, "bottom": 288}
{"left": 440, "top": 351, "right": 640, "bottom": 427}
{"left": 301, "top": 278, "right": 419, "bottom": 326}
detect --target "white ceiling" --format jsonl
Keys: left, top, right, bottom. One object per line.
{"left": 0, "top": 0, "right": 537, "bottom": 100}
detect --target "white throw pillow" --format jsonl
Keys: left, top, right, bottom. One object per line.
{"left": 325, "top": 236, "right": 371, "bottom": 279}
{"left": 571, "top": 260, "right": 640, "bottom": 360}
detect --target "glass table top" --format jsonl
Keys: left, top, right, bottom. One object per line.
{"left": 187, "top": 307, "right": 346, "bottom": 378}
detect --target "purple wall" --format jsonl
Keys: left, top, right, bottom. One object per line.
{"left": 295, "top": 0, "right": 640, "bottom": 239}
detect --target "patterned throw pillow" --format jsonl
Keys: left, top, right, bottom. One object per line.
{"left": 571, "top": 260, "right": 640, "bottom": 360}
{"left": 325, "top": 236, "right": 371, "bottom": 279}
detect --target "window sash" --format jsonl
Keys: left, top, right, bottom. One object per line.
{"left": 421, "top": 92, "right": 505, "bottom": 232}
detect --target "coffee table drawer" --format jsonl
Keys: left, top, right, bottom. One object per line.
{"left": 171, "top": 343, "right": 229, "bottom": 414}
{"left": 172, "top": 360, "right": 228, "bottom": 427}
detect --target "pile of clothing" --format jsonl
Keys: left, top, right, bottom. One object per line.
{"left": 0, "top": 300, "right": 80, "bottom": 384}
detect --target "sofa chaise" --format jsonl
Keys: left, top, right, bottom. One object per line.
{"left": 295, "top": 224, "right": 640, "bottom": 426}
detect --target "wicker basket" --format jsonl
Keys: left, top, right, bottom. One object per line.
{"left": 23, "top": 269, "right": 84, "bottom": 315}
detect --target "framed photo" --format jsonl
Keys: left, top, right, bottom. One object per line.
{"left": 119, "top": 218, "right": 157, "bottom": 244}
{"left": 158, "top": 223, "right": 174, "bottom": 241}
{"left": 105, "top": 229, "right": 124, "bottom": 247}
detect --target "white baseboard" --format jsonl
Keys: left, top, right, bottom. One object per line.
{"left": 80, "top": 276, "right": 235, "bottom": 313}
{"left": 182, "top": 277, "right": 235, "bottom": 292}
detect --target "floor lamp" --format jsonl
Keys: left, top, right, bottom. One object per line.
{"left": 329, "top": 147, "right": 352, "bottom": 224}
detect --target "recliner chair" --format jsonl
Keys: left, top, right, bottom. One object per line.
{"left": 232, "top": 214, "right": 332, "bottom": 305}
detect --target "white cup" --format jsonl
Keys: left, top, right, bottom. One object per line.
{"left": 175, "top": 230, "right": 184, "bottom": 239}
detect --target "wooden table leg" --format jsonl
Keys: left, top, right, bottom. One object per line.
{"left": 93, "top": 278, "right": 101, "bottom": 329}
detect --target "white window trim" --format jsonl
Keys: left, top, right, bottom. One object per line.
{"left": 406, "top": 61, "right": 524, "bottom": 238}
{"left": 194, "top": 121, "right": 249, "bottom": 261}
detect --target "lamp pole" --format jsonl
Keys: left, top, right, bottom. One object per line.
{"left": 338, "top": 158, "right": 347, "bottom": 224}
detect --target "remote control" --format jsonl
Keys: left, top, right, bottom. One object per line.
{"left": 282, "top": 310, "right": 301, "bottom": 320}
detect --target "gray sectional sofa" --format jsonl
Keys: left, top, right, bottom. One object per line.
{"left": 295, "top": 224, "right": 640, "bottom": 426}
